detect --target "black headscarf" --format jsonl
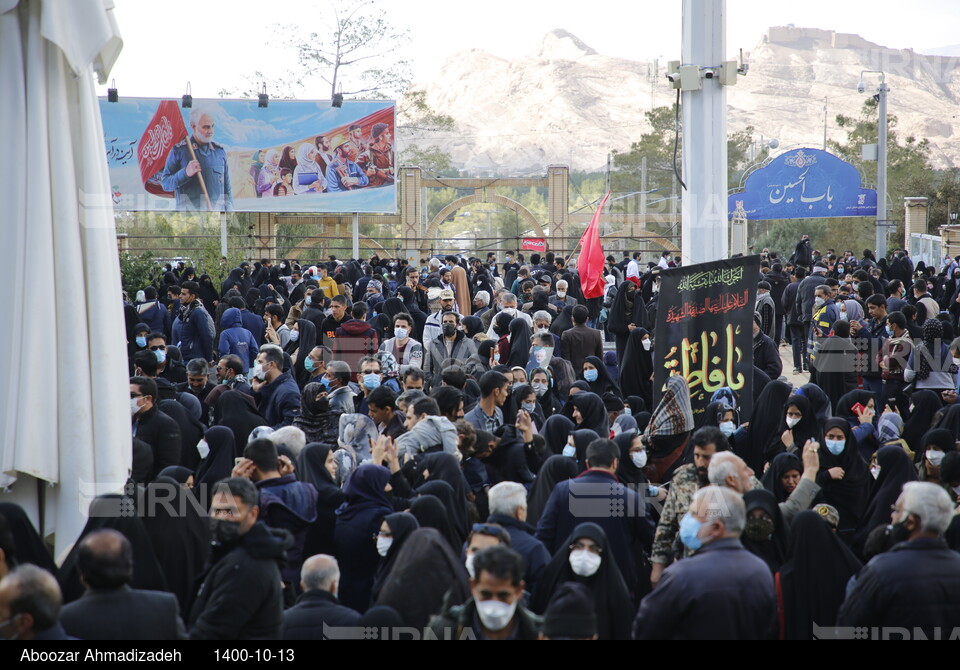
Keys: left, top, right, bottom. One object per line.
{"left": 370, "top": 512, "right": 420, "bottom": 604}
{"left": 614, "top": 432, "right": 648, "bottom": 486}
{"left": 741, "top": 488, "right": 789, "bottom": 573}
{"left": 197, "top": 274, "right": 219, "bottom": 308}
{"left": 760, "top": 453, "right": 803, "bottom": 504}
{"left": 462, "top": 315, "right": 483, "bottom": 339}
{"left": 778, "top": 511, "right": 862, "bottom": 639}
{"left": 292, "top": 383, "right": 340, "bottom": 447}
{"left": 418, "top": 454, "right": 470, "bottom": 537}
{"left": 607, "top": 281, "right": 643, "bottom": 337}
{"left": 902, "top": 390, "right": 942, "bottom": 454}
{"left": 571, "top": 429, "right": 600, "bottom": 473}
{"left": 290, "top": 319, "right": 318, "bottom": 388}
{"left": 619, "top": 328, "right": 653, "bottom": 409}
{"left": 569, "top": 392, "right": 609, "bottom": 440}
{"left": 141, "top": 476, "right": 211, "bottom": 612}
{"left": 817, "top": 418, "right": 871, "bottom": 533}
{"left": 214, "top": 390, "right": 266, "bottom": 454}
{"left": 298, "top": 442, "right": 346, "bottom": 557}
{"left": 157, "top": 465, "right": 194, "bottom": 484}
{"left": 374, "top": 528, "right": 471, "bottom": 630}
{"left": 57, "top": 495, "right": 168, "bottom": 603}
{"left": 853, "top": 445, "right": 918, "bottom": 553}
{"left": 507, "top": 318, "right": 533, "bottom": 368}
{"left": 0, "top": 503, "right": 55, "bottom": 572}
{"left": 541, "top": 414, "right": 576, "bottom": 457}
{"left": 934, "top": 402, "right": 960, "bottom": 436}
{"left": 798, "top": 383, "right": 832, "bottom": 423}
{"left": 158, "top": 398, "right": 205, "bottom": 471}
{"left": 550, "top": 306, "right": 574, "bottom": 337}
{"left": 417, "top": 480, "right": 469, "bottom": 547}
{"left": 581, "top": 355, "right": 621, "bottom": 398}
{"left": 194, "top": 425, "right": 237, "bottom": 489}
{"left": 746, "top": 380, "right": 792, "bottom": 473}
{"left": 767, "top": 394, "right": 822, "bottom": 464}
{"left": 531, "top": 522, "right": 634, "bottom": 640}
{"left": 835, "top": 389, "right": 877, "bottom": 429}
{"left": 626, "top": 396, "right": 647, "bottom": 416}
{"left": 527, "top": 455, "right": 579, "bottom": 525}
{"left": 409, "top": 494, "right": 460, "bottom": 553}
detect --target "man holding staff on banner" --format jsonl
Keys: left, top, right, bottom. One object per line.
{"left": 160, "top": 108, "right": 233, "bottom": 211}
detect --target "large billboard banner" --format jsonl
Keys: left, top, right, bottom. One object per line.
{"left": 653, "top": 255, "right": 761, "bottom": 419}
{"left": 100, "top": 98, "right": 396, "bottom": 213}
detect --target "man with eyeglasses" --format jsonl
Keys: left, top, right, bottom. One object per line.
{"left": 147, "top": 332, "right": 186, "bottom": 384}
{"left": 130, "top": 376, "right": 182, "bottom": 480}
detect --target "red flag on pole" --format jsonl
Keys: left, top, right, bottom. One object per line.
{"left": 578, "top": 191, "right": 611, "bottom": 299}
{"left": 137, "top": 100, "right": 188, "bottom": 196}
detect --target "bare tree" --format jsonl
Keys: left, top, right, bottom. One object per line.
{"left": 294, "top": 0, "right": 411, "bottom": 99}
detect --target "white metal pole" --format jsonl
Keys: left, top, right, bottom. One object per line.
{"left": 352, "top": 213, "right": 360, "bottom": 258}
{"left": 681, "top": 0, "right": 729, "bottom": 264}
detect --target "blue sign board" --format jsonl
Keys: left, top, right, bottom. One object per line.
{"left": 728, "top": 148, "right": 877, "bottom": 221}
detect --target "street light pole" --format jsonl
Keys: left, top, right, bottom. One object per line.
{"left": 860, "top": 70, "right": 889, "bottom": 259}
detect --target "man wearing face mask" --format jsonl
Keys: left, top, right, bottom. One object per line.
{"left": 0, "top": 565, "right": 69, "bottom": 641}
{"left": 424, "top": 312, "right": 477, "bottom": 389}
{"left": 250, "top": 345, "right": 301, "bottom": 429}
{"left": 550, "top": 279, "right": 577, "bottom": 310}
{"left": 355, "top": 356, "right": 385, "bottom": 415}
{"left": 147, "top": 332, "right": 187, "bottom": 384}
{"left": 484, "top": 293, "right": 532, "bottom": 340}
{"left": 188, "top": 478, "right": 292, "bottom": 639}
{"left": 131, "top": 376, "right": 183, "bottom": 480}
{"left": 429, "top": 545, "right": 541, "bottom": 640}
{"left": 838, "top": 482, "right": 960, "bottom": 630}
{"left": 634, "top": 486, "right": 776, "bottom": 639}
{"left": 807, "top": 284, "right": 839, "bottom": 379}
{"left": 215, "top": 355, "right": 252, "bottom": 395}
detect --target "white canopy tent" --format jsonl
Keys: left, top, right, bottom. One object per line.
{"left": 0, "top": 0, "right": 129, "bottom": 559}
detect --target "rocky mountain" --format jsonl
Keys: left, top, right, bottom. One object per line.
{"left": 410, "top": 27, "right": 960, "bottom": 173}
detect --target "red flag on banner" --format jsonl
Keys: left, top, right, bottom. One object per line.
{"left": 578, "top": 192, "right": 610, "bottom": 300}
{"left": 137, "top": 100, "right": 188, "bottom": 196}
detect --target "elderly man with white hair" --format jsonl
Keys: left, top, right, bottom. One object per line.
{"left": 551, "top": 279, "right": 577, "bottom": 310}
{"left": 473, "top": 290, "right": 491, "bottom": 318}
{"left": 633, "top": 486, "right": 776, "bottom": 640}
{"left": 708, "top": 448, "right": 821, "bottom": 523}
{"left": 282, "top": 555, "right": 361, "bottom": 639}
{"left": 838, "top": 481, "right": 960, "bottom": 631}
{"left": 486, "top": 482, "right": 552, "bottom": 593}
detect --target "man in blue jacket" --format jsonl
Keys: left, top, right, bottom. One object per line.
{"left": 633, "top": 486, "right": 776, "bottom": 639}
{"left": 172, "top": 281, "right": 214, "bottom": 363}
{"left": 219, "top": 307, "right": 258, "bottom": 372}
{"left": 486, "top": 482, "right": 551, "bottom": 595}
{"left": 251, "top": 345, "right": 301, "bottom": 429}
{"left": 838, "top": 482, "right": 960, "bottom": 633}
{"left": 535, "top": 438, "right": 654, "bottom": 599}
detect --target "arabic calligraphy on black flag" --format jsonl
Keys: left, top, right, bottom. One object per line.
{"left": 653, "top": 255, "right": 761, "bottom": 419}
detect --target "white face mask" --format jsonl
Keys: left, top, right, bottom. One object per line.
{"left": 196, "top": 439, "right": 210, "bottom": 460}
{"left": 642, "top": 339, "right": 652, "bottom": 351}
{"left": 376, "top": 536, "right": 392, "bottom": 558}
{"left": 786, "top": 417, "right": 800, "bottom": 428}
{"left": 870, "top": 463, "right": 881, "bottom": 479}
{"left": 926, "top": 450, "right": 946, "bottom": 467}
{"left": 502, "top": 307, "right": 516, "bottom": 316}
{"left": 557, "top": 291, "right": 566, "bottom": 299}
{"left": 631, "top": 451, "right": 647, "bottom": 469}
{"left": 130, "top": 397, "right": 142, "bottom": 416}
{"left": 562, "top": 444, "right": 577, "bottom": 458}
{"left": 394, "top": 327, "right": 409, "bottom": 340}
{"left": 719, "top": 421, "right": 736, "bottom": 437}
{"left": 475, "top": 598, "right": 517, "bottom": 632}
{"left": 953, "top": 357, "right": 960, "bottom": 367}
{"left": 568, "top": 549, "right": 602, "bottom": 577}
{"left": 251, "top": 363, "right": 264, "bottom": 381}
{"left": 289, "top": 330, "right": 300, "bottom": 342}
{"left": 464, "top": 553, "right": 476, "bottom": 579}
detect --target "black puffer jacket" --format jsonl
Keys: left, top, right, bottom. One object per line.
{"left": 188, "top": 522, "right": 292, "bottom": 640}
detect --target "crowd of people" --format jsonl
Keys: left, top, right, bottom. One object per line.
{"left": 2, "top": 241, "right": 960, "bottom": 641}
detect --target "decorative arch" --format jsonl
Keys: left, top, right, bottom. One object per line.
{"left": 421, "top": 193, "right": 546, "bottom": 256}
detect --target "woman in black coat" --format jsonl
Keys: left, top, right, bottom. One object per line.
{"left": 619, "top": 328, "right": 654, "bottom": 411}
{"left": 606, "top": 281, "right": 644, "bottom": 363}
{"left": 298, "top": 443, "right": 347, "bottom": 558}
{"left": 816, "top": 418, "right": 871, "bottom": 541}
{"left": 580, "top": 355, "right": 622, "bottom": 399}
{"left": 370, "top": 512, "right": 419, "bottom": 605}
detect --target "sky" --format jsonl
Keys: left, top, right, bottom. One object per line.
{"left": 98, "top": 0, "right": 960, "bottom": 99}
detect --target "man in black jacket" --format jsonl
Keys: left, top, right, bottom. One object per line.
{"left": 752, "top": 315, "right": 783, "bottom": 380}
{"left": 131, "top": 377, "right": 182, "bottom": 479}
{"left": 282, "top": 555, "right": 360, "bottom": 639}
{"left": 189, "top": 478, "right": 292, "bottom": 640}
{"left": 60, "top": 529, "right": 186, "bottom": 640}
{"left": 838, "top": 482, "right": 960, "bottom": 633}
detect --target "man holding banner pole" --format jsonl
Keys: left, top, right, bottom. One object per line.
{"left": 160, "top": 108, "right": 233, "bottom": 212}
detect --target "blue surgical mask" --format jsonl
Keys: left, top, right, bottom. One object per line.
{"left": 584, "top": 369, "right": 599, "bottom": 383}
{"left": 521, "top": 402, "right": 536, "bottom": 413}
{"left": 319, "top": 376, "right": 331, "bottom": 390}
{"left": 562, "top": 444, "right": 577, "bottom": 458}
{"left": 362, "top": 374, "right": 381, "bottom": 391}
{"left": 305, "top": 294, "right": 312, "bottom": 305}
{"left": 304, "top": 358, "right": 316, "bottom": 373}
{"left": 135, "top": 336, "right": 147, "bottom": 348}
{"left": 679, "top": 512, "right": 705, "bottom": 551}
{"left": 154, "top": 349, "right": 166, "bottom": 364}
{"left": 826, "top": 439, "right": 845, "bottom": 456}
{"left": 624, "top": 407, "right": 632, "bottom": 416}
{"left": 885, "top": 326, "right": 894, "bottom": 336}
